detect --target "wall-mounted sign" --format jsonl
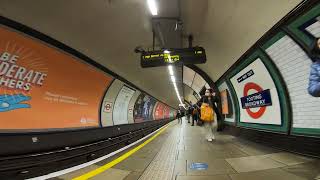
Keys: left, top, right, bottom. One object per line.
{"left": 103, "top": 102, "right": 113, "bottom": 113}
{"left": 241, "top": 89, "right": 272, "bottom": 109}
{"left": 221, "top": 90, "right": 229, "bottom": 115}
{"left": 113, "top": 85, "right": 135, "bottom": 125}
{"left": 141, "top": 47, "right": 206, "bottom": 68}
{"left": 237, "top": 69, "right": 254, "bottom": 83}
{"left": 0, "top": 26, "right": 113, "bottom": 130}
{"left": 230, "top": 58, "right": 281, "bottom": 125}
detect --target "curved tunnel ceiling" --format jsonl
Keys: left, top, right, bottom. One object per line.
{"left": 0, "top": 0, "right": 302, "bottom": 107}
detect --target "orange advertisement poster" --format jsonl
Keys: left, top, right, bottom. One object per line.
{"left": 153, "top": 102, "right": 165, "bottom": 120}
{"left": 0, "top": 26, "right": 113, "bottom": 130}
{"left": 221, "top": 89, "right": 229, "bottom": 115}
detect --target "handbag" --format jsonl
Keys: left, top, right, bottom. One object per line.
{"left": 200, "top": 101, "right": 214, "bottom": 122}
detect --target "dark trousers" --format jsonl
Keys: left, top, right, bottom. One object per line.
{"left": 192, "top": 115, "right": 198, "bottom": 125}
{"left": 187, "top": 115, "right": 191, "bottom": 123}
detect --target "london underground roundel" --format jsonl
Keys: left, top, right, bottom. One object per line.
{"left": 230, "top": 58, "right": 281, "bottom": 125}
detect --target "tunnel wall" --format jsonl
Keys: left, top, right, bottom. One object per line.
{"left": 0, "top": 17, "right": 176, "bottom": 155}
{"left": 217, "top": 1, "right": 320, "bottom": 140}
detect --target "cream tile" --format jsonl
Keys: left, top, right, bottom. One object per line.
{"left": 173, "top": 160, "right": 187, "bottom": 176}
{"left": 267, "top": 152, "right": 314, "bottom": 166}
{"left": 59, "top": 164, "right": 101, "bottom": 179}
{"left": 226, "top": 155, "right": 286, "bottom": 173}
{"left": 124, "top": 171, "right": 142, "bottom": 180}
{"left": 93, "top": 168, "right": 131, "bottom": 180}
{"left": 229, "top": 168, "right": 306, "bottom": 180}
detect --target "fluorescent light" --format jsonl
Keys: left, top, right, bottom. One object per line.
{"left": 170, "top": 75, "right": 176, "bottom": 83}
{"left": 164, "top": 50, "right": 170, "bottom": 54}
{"left": 168, "top": 65, "right": 174, "bottom": 76}
{"left": 147, "top": 0, "right": 158, "bottom": 16}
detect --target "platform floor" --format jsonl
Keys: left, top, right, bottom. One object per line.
{"left": 54, "top": 118, "right": 320, "bottom": 180}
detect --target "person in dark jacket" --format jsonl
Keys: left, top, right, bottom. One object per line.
{"left": 191, "top": 104, "right": 199, "bottom": 126}
{"left": 187, "top": 104, "right": 193, "bottom": 123}
{"left": 197, "top": 89, "right": 220, "bottom": 142}
{"left": 176, "top": 110, "right": 182, "bottom": 124}
{"left": 308, "top": 38, "right": 320, "bottom": 97}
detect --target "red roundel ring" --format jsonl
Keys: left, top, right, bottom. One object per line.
{"left": 243, "top": 82, "right": 266, "bottom": 119}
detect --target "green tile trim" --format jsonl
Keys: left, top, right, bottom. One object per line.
{"left": 226, "top": 50, "right": 289, "bottom": 133}
{"left": 291, "top": 128, "right": 320, "bottom": 137}
{"left": 262, "top": 32, "right": 286, "bottom": 50}
{"left": 287, "top": 3, "right": 320, "bottom": 46}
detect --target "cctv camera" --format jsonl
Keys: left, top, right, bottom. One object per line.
{"left": 134, "top": 46, "right": 145, "bottom": 53}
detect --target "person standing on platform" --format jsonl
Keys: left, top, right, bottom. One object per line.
{"left": 197, "top": 89, "right": 219, "bottom": 142}
{"left": 187, "top": 105, "right": 192, "bottom": 123}
{"left": 191, "top": 104, "right": 198, "bottom": 126}
{"left": 176, "top": 110, "right": 182, "bottom": 124}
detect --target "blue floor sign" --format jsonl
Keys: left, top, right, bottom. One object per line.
{"left": 190, "top": 163, "right": 208, "bottom": 170}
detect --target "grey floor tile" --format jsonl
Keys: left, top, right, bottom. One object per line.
{"left": 187, "top": 159, "right": 236, "bottom": 175}
{"left": 58, "top": 164, "right": 101, "bottom": 179}
{"left": 176, "top": 174, "right": 231, "bottom": 180}
{"left": 174, "top": 160, "right": 187, "bottom": 176}
{"left": 229, "top": 168, "right": 307, "bottom": 180}
{"left": 124, "top": 171, "right": 142, "bottom": 180}
{"left": 93, "top": 168, "right": 131, "bottom": 180}
{"left": 114, "top": 156, "right": 153, "bottom": 172}
{"left": 184, "top": 144, "right": 211, "bottom": 151}
{"left": 267, "top": 152, "right": 314, "bottom": 166}
{"left": 226, "top": 155, "right": 286, "bottom": 173}
{"left": 238, "top": 145, "right": 280, "bottom": 156}
{"left": 281, "top": 160, "right": 320, "bottom": 180}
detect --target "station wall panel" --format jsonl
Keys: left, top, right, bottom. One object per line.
{"left": 112, "top": 85, "right": 136, "bottom": 125}
{"left": 127, "top": 90, "right": 141, "bottom": 124}
{"left": 100, "top": 79, "right": 123, "bottom": 127}
{"left": 0, "top": 26, "right": 114, "bottom": 131}
{"left": 217, "top": 1, "right": 320, "bottom": 137}
{"left": 218, "top": 82, "right": 235, "bottom": 124}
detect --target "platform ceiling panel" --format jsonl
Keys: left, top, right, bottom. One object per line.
{"left": 181, "top": 0, "right": 302, "bottom": 81}
{"left": 0, "top": 0, "right": 180, "bottom": 107}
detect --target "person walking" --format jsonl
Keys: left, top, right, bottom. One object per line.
{"left": 191, "top": 104, "right": 199, "bottom": 126}
{"left": 197, "top": 89, "right": 219, "bottom": 142}
{"left": 176, "top": 110, "right": 182, "bottom": 124}
{"left": 308, "top": 38, "right": 320, "bottom": 97}
{"left": 187, "top": 105, "right": 192, "bottom": 123}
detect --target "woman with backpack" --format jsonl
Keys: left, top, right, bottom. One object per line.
{"left": 197, "top": 89, "right": 219, "bottom": 142}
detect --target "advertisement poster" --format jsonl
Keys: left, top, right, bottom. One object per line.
{"left": 0, "top": 27, "right": 113, "bottom": 130}
{"left": 133, "top": 93, "right": 156, "bottom": 122}
{"left": 153, "top": 102, "right": 165, "bottom": 120}
{"left": 112, "top": 85, "right": 135, "bottom": 125}
{"left": 230, "top": 58, "right": 281, "bottom": 125}
{"left": 163, "top": 106, "right": 170, "bottom": 119}
{"left": 221, "top": 90, "right": 229, "bottom": 115}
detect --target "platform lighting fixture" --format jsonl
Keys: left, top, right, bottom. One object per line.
{"left": 168, "top": 65, "right": 174, "bottom": 76}
{"left": 147, "top": 0, "right": 158, "bottom": 16}
{"left": 170, "top": 75, "right": 176, "bottom": 83}
{"left": 166, "top": 51, "right": 183, "bottom": 108}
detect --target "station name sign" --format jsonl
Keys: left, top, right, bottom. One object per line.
{"left": 240, "top": 89, "right": 272, "bottom": 109}
{"left": 141, "top": 47, "right": 206, "bottom": 68}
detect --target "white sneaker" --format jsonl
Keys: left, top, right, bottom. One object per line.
{"left": 207, "top": 138, "right": 213, "bottom": 142}
{"left": 212, "top": 135, "right": 215, "bottom": 140}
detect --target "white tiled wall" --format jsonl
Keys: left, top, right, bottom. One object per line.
{"left": 306, "top": 17, "right": 320, "bottom": 37}
{"left": 266, "top": 35, "right": 320, "bottom": 129}
{"left": 218, "top": 82, "right": 235, "bottom": 123}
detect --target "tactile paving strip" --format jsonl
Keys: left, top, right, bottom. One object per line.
{"left": 138, "top": 123, "right": 180, "bottom": 180}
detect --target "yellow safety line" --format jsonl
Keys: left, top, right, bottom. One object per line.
{"left": 72, "top": 124, "right": 170, "bottom": 180}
